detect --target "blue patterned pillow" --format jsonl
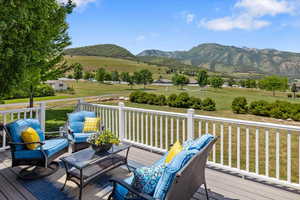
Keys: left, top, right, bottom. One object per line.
{"left": 126, "top": 164, "right": 165, "bottom": 198}
{"left": 182, "top": 139, "right": 194, "bottom": 150}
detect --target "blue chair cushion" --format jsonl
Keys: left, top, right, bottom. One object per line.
{"left": 6, "top": 119, "right": 45, "bottom": 150}
{"left": 68, "top": 111, "right": 96, "bottom": 133}
{"left": 73, "top": 132, "right": 95, "bottom": 143}
{"left": 14, "top": 138, "right": 68, "bottom": 159}
{"left": 188, "top": 134, "right": 214, "bottom": 151}
{"left": 153, "top": 149, "right": 198, "bottom": 200}
{"left": 113, "top": 176, "right": 136, "bottom": 200}
{"left": 126, "top": 164, "right": 166, "bottom": 198}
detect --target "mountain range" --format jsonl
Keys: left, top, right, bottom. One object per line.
{"left": 65, "top": 43, "right": 300, "bottom": 76}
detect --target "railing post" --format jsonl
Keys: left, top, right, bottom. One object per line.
{"left": 118, "top": 102, "right": 125, "bottom": 140}
{"left": 77, "top": 98, "right": 84, "bottom": 111}
{"left": 187, "top": 108, "right": 195, "bottom": 140}
{"left": 39, "top": 102, "right": 46, "bottom": 132}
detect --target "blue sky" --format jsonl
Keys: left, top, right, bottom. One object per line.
{"left": 62, "top": 0, "right": 300, "bottom": 54}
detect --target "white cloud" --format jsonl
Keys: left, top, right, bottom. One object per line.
{"left": 58, "top": 0, "right": 97, "bottom": 8}
{"left": 200, "top": 0, "right": 296, "bottom": 31}
{"left": 136, "top": 35, "right": 146, "bottom": 41}
{"left": 181, "top": 11, "right": 196, "bottom": 24}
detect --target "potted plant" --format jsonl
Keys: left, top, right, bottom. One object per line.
{"left": 87, "top": 129, "right": 120, "bottom": 153}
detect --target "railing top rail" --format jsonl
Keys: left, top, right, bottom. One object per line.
{"left": 0, "top": 107, "right": 40, "bottom": 114}
{"left": 123, "top": 106, "right": 187, "bottom": 117}
{"left": 195, "top": 114, "right": 300, "bottom": 132}
{"left": 81, "top": 103, "right": 119, "bottom": 110}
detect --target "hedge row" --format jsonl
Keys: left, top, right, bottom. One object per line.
{"left": 232, "top": 97, "right": 300, "bottom": 121}
{"left": 129, "top": 91, "right": 216, "bottom": 111}
{"left": 4, "top": 84, "right": 55, "bottom": 99}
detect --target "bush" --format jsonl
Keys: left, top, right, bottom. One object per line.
{"left": 146, "top": 93, "right": 157, "bottom": 105}
{"left": 189, "top": 97, "right": 202, "bottom": 110}
{"left": 232, "top": 97, "right": 248, "bottom": 114}
{"left": 174, "top": 92, "right": 191, "bottom": 108}
{"left": 287, "top": 93, "right": 293, "bottom": 98}
{"left": 269, "top": 101, "right": 293, "bottom": 119}
{"left": 167, "top": 94, "right": 177, "bottom": 107}
{"left": 129, "top": 91, "right": 147, "bottom": 103}
{"left": 296, "top": 94, "right": 300, "bottom": 98}
{"left": 155, "top": 95, "right": 167, "bottom": 106}
{"left": 202, "top": 98, "right": 216, "bottom": 111}
{"left": 0, "top": 99, "right": 4, "bottom": 104}
{"left": 248, "top": 100, "right": 270, "bottom": 116}
{"left": 35, "top": 84, "right": 55, "bottom": 97}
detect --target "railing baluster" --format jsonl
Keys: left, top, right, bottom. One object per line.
{"left": 183, "top": 119, "right": 186, "bottom": 142}
{"left": 155, "top": 115, "right": 158, "bottom": 147}
{"left": 146, "top": 113, "right": 148, "bottom": 145}
{"left": 133, "top": 112, "right": 136, "bottom": 141}
{"left": 165, "top": 116, "right": 168, "bottom": 149}
{"left": 141, "top": 113, "right": 144, "bottom": 144}
{"left": 213, "top": 123, "right": 216, "bottom": 162}
{"left": 24, "top": 111, "right": 26, "bottom": 119}
{"left": 171, "top": 118, "right": 174, "bottom": 145}
{"left": 111, "top": 109, "right": 115, "bottom": 133}
{"left": 176, "top": 118, "right": 179, "bottom": 141}
{"left": 205, "top": 122, "right": 209, "bottom": 134}
{"left": 221, "top": 124, "right": 224, "bottom": 165}
{"left": 125, "top": 111, "right": 128, "bottom": 139}
{"left": 18, "top": 112, "right": 21, "bottom": 119}
{"left": 2, "top": 114, "right": 7, "bottom": 149}
{"left": 255, "top": 128, "right": 259, "bottom": 174}
{"left": 30, "top": 110, "right": 33, "bottom": 118}
{"left": 10, "top": 113, "right": 14, "bottom": 121}
{"left": 246, "top": 128, "right": 250, "bottom": 172}
{"left": 287, "top": 131, "right": 291, "bottom": 183}
{"left": 150, "top": 114, "right": 153, "bottom": 147}
{"left": 265, "top": 129, "right": 269, "bottom": 177}
{"left": 199, "top": 121, "right": 202, "bottom": 137}
{"left": 128, "top": 111, "right": 132, "bottom": 141}
{"left": 237, "top": 126, "right": 241, "bottom": 169}
{"left": 276, "top": 130, "right": 280, "bottom": 179}
{"left": 160, "top": 116, "right": 163, "bottom": 149}
{"left": 137, "top": 113, "right": 140, "bottom": 143}
{"left": 228, "top": 125, "right": 232, "bottom": 167}
{"left": 299, "top": 134, "right": 300, "bottom": 184}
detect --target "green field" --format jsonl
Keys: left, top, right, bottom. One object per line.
{"left": 65, "top": 55, "right": 170, "bottom": 79}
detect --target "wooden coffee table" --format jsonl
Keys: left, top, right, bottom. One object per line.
{"left": 60, "top": 144, "right": 131, "bottom": 200}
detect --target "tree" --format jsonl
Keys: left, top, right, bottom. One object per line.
{"left": 228, "top": 78, "right": 236, "bottom": 87}
{"left": 0, "top": 0, "right": 74, "bottom": 105}
{"left": 239, "top": 80, "right": 246, "bottom": 88}
{"left": 83, "top": 71, "right": 94, "bottom": 80}
{"left": 291, "top": 83, "right": 298, "bottom": 99}
{"left": 95, "top": 68, "right": 106, "bottom": 83}
{"left": 104, "top": 72, "right": 112, "bottom": 81}
{"left": 197, "top": 70, "right": 208, "bottom": 87}
{"left": 120, "top": 72, "right": 130, "bottom": 82}
{"left": 245, "top": 79, "right": 257, "bottom": 88}
{"left": 210, "top": 76, "right": 224, "bottom": 88}
{"left": 128, "top": 75, "right": 135, "bottom": 89}
{"left": 172, "top": 74, "right": 189, "bottom": 89}
{"left": 111, "top": 71, "right": 120, "bottom": 82}
{"left": 138, "top": 69, "right": 153, "bottom": 89}
{"left": 73, "top": 63, "right": 83, "bottom": 82}
{"left": 259, "top": 76, "right": 288, "bottom": 96}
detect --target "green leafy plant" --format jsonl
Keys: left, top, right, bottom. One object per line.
{"left": 232, "top": 97, "right": 248, "bottom": 114}
{"left": 88, "top": 130, "right": 120, "bottom": 146}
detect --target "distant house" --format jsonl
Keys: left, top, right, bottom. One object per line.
{"left": 152, "top": 79, "right": 173, "bottom": 86}
{"left": 45, "top": 80, "right": 68, "bottom": 91}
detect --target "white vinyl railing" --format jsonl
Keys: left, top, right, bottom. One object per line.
{"left": 78, "top": 101, "right": 300, "bottom": 190}
{"left": 0, "top": 103, "right": 45, "bottom": 151}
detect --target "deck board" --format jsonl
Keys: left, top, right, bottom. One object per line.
{"left": 1, "top": 147, "right": 300, "bottom": 200}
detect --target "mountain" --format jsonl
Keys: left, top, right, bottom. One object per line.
{"left": 64, "top": 44, "right": 135, "bottom": 59}
{"left": 137, "top": 43, "right": 300, "bottom": 76}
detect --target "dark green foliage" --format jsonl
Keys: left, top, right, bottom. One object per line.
{"left": 120, "top": 72, "right": 130, "bottom": 82}
{"left": 130, "top": 92, "right": 215, "bottom": 111}
{"left": 269, "top": 101, "right": 293, "bottom": 119}
{"left": 167, "top": 94, "right": 178, "bottom": 107}
{"left": 202, "top": 98, "right": 216, "bottom": 111}
{"left": 232, "top": 97, "right": 248, "bottom": 114}
{"left": 83, "top": 71, "right": 94, "bottom": 80}
{"left": 95, "top": 68, "right": 106, "bottom": 83}
{"left": 291, "top": 83, "right": 297, "bottom": 98}
{"left": 138, "top": 69, "right": 153, "bottom": 88}
{"left": 65, "top": 44, "right": 135, "bottom": 59}
{"left": 210, "top": 76, "right": 224, "bottom": 88}
{"left": 258, "top": 76, "right": 288, "bottom": 96}
{"left": 296, "top": 94, "right": 300, "bottom": 98}
{"left": 245, "top": 79, "right": 257, "bottom": 88}
{"left": 5, "top": 84, "right": 55, "bottom": 99}
{"left": 287, "top": 93, "right": 293, "bottom": 98}
{"left": 111, "top": 71, "right": 120, "bottom": 82}
{"left": 172, "top": 74, "right": 189, "bottom": 89}
{"left": 104, "top": 73, "right": 112, "bottom": 81}
{"left": 197, "top": 70, "right": 208, "bottom": 87}
{"left": 174, "top": 92, "right": 190, "bottom": 108}
{"left": 0, "top": 99, "right": 5, "bottom": 104}
{"left": 73, "top": 63, "right": 83, "bottom": 81}
{"left": 228, "top": 78, "right": 236, "bottom": 87}
{"left": 0, "top": 0, "right": 74, "bottom": 102}
{"left": 249, "top": 100, "right": 270, "bottom": 116}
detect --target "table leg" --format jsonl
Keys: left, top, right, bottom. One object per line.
{"left": 79, "top": 169, "right": 83, "bottom": 200}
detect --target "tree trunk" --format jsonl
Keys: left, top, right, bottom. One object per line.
{"left": 29, "top": 84, "right": 34, "bottom": 108}
{"left": 294, "top": 92, "right": 296, "bottom": 99}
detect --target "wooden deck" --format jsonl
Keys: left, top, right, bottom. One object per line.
{"left": 1, "top": 147, "right": 300, "bottom": 200}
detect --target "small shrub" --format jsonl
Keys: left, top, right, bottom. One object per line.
{"left": 231, "top": 97, "right": 248, "bottom": 114}
{"left": 0, "top": 99, "right": 4, "bottom": 104}
{"left": 129, "top": 91, "right": 147, "bottom": 103}
{"left": 174, "top": 92, "right": 191, "bottom": 108}
{"left": 34, "top": 84, "right": 55, "bottom": 97}
{"left": 155, "top": 95, "right": 167, "bottom": 106}
{"left": 287, "top": 93, "right": 293, "bottom": 98}
{"left": 167, "top": 94, "right": 177, "bottom": 107}
{"left": 189, "top": 97, "right": 202, "bottom": 110}
{"left": 249, "top": 100, "right": 270, "bottom": 116}
{"left": 269, "top": 101, "right": 293, "bottom": 119}
{"left": 202, "top": 98, "right": 216, "bottom": 111}
{"left": 146, "top": 93, "right": 157, "bottom": 105}
{"left": 296, "top": 94, "right": 300, "bottom": 98}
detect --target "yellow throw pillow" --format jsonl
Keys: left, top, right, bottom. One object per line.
{"left": 165, "top": 140, "right": 183, "bottom": 164}
{"left": 21, "top": 127, "right": 40, "bottom": 150}
{"left": 83, "top": 117, "right": 101, "bottom": 133}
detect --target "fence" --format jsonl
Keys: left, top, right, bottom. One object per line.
{"left": 0, "top": 103, "right": 45, "bottom": 151}
{"left": 78, "top": 101, "right": 300, "bottom": 189}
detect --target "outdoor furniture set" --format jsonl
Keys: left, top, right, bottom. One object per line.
{"left": 2, "top": 109, "right": 217, "bottom": 200}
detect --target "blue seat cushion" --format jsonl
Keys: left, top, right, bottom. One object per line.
{"left": 113, "top": 176, "right": 143, "bottom": 200}
{"left": 15, "top": 138, "right": 68, "bottom": 159}
{"left": 73, "top": 132, "right": 95, "bottom": 143}
{"left": 153, "top": 149, "right": 198, "bottom": 200}
{"left": 68, "top": 111, "right": 96, "bottom": 133}
{"left": 188, "top": 134, "right": 214, "bottom": 151}
{"left": 6, "top": 119, "right": 45, "bottom": 150}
